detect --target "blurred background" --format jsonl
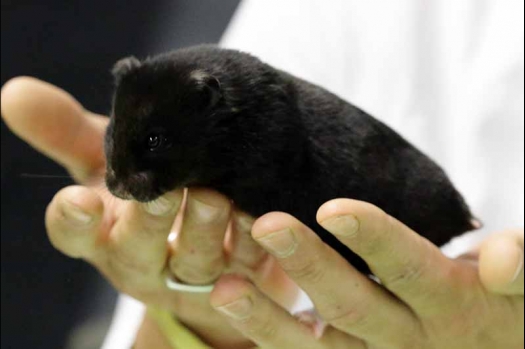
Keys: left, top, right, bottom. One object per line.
{"left": 1, "top": 1, "right": 240, "bottom": 348}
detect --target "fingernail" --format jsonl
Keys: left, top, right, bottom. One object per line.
{"left": 320, "top": 215, "right": 359, "bottom": 237}
{"left": 511, "top": 248, "right": 524, "bottom": 283}
{"left": 215, "top": 296, "right": 253, "bottom": 320}
{"left": 143, "top": 193, "right": 179, "bottom": 216}
{"left": 257, "top": 228, "right": 297, "bottom": 258}
{"left": 62, "top": 202, "right": 93, "bottom": 225}
{"left": 190, "top": 198, "right": 223, "bottom": 222}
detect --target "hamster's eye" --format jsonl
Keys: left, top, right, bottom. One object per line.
{"left": 146, "top": 133, "right": 172, "bottom": 152}
{"left": 148, "top": 135, "right": 161, "bottom": 149}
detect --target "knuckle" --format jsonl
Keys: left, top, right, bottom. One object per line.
{"left": 383, "top": 237, "right": 435, "bottom": 289}
{"left": 323, "top": 306, "right": 371, "bottom": 332}
{"left": 244, "top": 316, "right": 279, "bottom": 342}
{"left": 385, "top": 261, "right": 426, "bottom": 289}
{"left": 285, "top": 255, "right": 325, "bottom": 284}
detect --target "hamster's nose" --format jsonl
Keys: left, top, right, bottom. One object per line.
{"left": 106, "top": 169, "right": 134, "bottom": 200}
{"left": 127, "top": 171, "right": 151, "bottom": 187}
{"left": 125, "top": 172, "right": 158, "bottom": 202}
{"left": 109, "top": 181, "right": 134, "bottom": 200}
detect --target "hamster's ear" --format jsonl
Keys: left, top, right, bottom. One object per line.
{"left": 112, "top": 56, "right": 141, "bottom": 84}
{"left": 190, "top": 70, "right": 222, "bottom": 108}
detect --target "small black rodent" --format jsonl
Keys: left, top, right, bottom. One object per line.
{"left": 105, "top": 44, "right": 477, "bottom": 272}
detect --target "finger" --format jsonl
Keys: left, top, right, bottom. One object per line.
{"left": 45, "top": 185, "right": 104, "bottom": 259}
{"left": 317, "top": 199, "right": 463, "bottom": 313}
{"left": 252, "top": 212, "right": 422, "bottom": 347}
{"left": 229, "top": 209, "right": 267, "bottom": 270}
{"left": 108, "top": 190, "right": 183, "bottom": 286}
{"left": 1, "top": 76, "right": 107, "bottom": 181}
{"left": 229, "top": 210, "right": 299, "bottom": 310}
{"left": 169, "top": 189, "right": 231, "bottom": 285}
{"left": 479, "top": 229, "right": 524, "bottom": 295}
{"left": 211, "top": 275, "right": 363, "bottom": 349}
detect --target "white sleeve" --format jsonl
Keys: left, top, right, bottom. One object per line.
{"left": 222, "top": 0, "right": 525, "bottom": 254}
{"left": 100, "top": 294, "right": 145, "bottom": 349}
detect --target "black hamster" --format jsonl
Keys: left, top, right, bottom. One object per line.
{"left": 105, "top": 44, "right": 477, "bottom": 272}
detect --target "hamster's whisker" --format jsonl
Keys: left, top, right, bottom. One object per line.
{"left": 20, "top": 173, "right": 74, "bottom": 179}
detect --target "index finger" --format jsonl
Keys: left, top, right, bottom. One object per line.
{"left": 252, "top": 212, "right": 422, "bottom": 348}
{"left": 1, "top": 76, "right": 107, "bottom": 182}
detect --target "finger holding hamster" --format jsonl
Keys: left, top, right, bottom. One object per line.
{"left": 169, "top": 188, "right": 231, "bottom": 285}
{"left": 228, "top": 209, "right": 268, "bottom": 272}
{"left": 317, "top": 198, "right": 460, "bottom": 314}
{"left": 251, "top": 211, "right": 422, "bottom": 348}
{"left": 107, "top": 190, "right": 183, "bottom": 288}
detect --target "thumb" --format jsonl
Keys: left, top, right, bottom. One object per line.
{"left": 479, "top": 229, "right": 524, "bottom": 296}
{"left": 1, "top": 76, "right": 108, "bottom": 182}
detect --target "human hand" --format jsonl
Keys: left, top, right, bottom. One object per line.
{"left": 1, "top": 77, "right": 297, "bottom": 348}
{"left": 210, "top": 199, "right": 524, "bottom": 349}
{"left": 478, "top": 229, "right": 524, "bottom": 296}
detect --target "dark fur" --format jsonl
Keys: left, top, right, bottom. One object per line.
{"left": 105, "top": 45, "right": 477, "bottom": 272}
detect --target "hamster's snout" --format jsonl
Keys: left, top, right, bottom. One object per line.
{"left": 106, "top": 170, "right": 159, "bottom": 202}
{"left": 108, "top": 181, "right": 134, "bottom": 200}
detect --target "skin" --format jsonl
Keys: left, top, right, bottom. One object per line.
{"left": 1, "top": 76, "right": 294, "bottom": 348}
{"left": 211, "top": 208, "right": 524, "bottom": 349}
{"left": 2, "top": 77, "right": 523, "bottom": 348}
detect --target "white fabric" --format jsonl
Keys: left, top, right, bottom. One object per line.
{"left": 101, "top": 294, "right": 145, "bottom": 349}
{"left": 102, "top": 1, "right": 524, "bottom": 347}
